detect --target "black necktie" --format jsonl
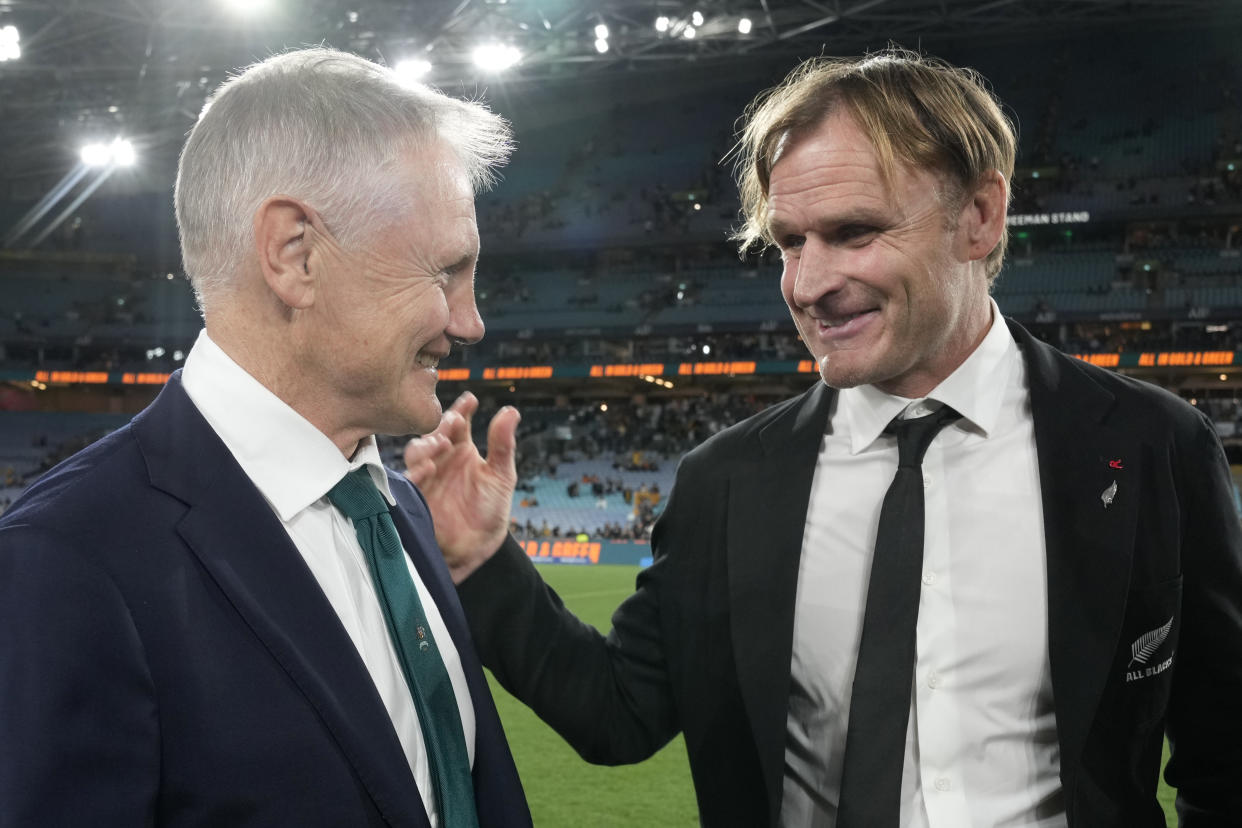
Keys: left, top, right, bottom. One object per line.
{"left": 837, "top": 404, "right": 961, "bottom": 828}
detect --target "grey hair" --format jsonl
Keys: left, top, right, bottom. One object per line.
{"left": 174, "top": 47, "right": 513, "bottom": 314}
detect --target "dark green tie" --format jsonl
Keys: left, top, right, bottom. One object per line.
{"left": 327, "top": 467, "right": 478, "bottom": 828}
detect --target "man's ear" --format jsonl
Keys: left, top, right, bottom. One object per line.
{"left": 253, "top": 196, "right": 316, "bottom": 310}
{"left": 959, "top": 170, "right": 1008, "bottom": 264}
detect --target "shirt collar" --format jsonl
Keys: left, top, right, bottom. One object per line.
{"left": 180, "top": 329, "right": 395, "bottom": 521}
{"left": 839, "top": 299, "right": 1019, "bottom": 454}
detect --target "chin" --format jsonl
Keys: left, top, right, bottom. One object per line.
{"left": 408, "top": 406, "right": 444, "bottom": 436}
{"left": 817, "top": 358, "right": 879, "bottom": 391}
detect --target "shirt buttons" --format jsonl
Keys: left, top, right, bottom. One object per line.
{"left": 927, "top": 671, "right": 941, "bottom": 689}
{"left": 922, "top": 473, "right": 933, "bottom": 488}
{"left": 922, "top": 571, "right": 937, "bottom": 586}
{"left": 934, "top": 777, "right": 951, "bottom": 792}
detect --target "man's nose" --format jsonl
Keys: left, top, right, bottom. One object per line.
{"left": 788, "top": 237, "right": 847, "bottom": 307}
{"left": 446, "top": 282, "right": 485, "bottom": 346}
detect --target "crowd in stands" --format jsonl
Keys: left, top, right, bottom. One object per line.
{"left": 1054, "top": 320, "right": 1242, "bottom": 354}
{"left": 502, "top": 395, "right": 770, "bottom": 540}
{"left": 384, "top": 393, "right": 775, "bottom": 542}
{"left": 10, "top": 27, "right": 1242, "bottom": 527}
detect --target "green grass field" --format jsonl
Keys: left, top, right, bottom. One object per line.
{"left": 490, "top": 564, "right": 1178, "bottom": 827}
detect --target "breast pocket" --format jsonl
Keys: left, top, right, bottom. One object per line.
{"left": 1101, "top": 575, "right": 1183, "bottom": 728}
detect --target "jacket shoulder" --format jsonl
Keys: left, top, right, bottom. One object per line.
{"left": 0, "top": 424, "right": 144, "bottom": 535}
{"left": 1037, "top": 339, "right": 1210, "bottom": 437}
{"left": 677, "top": 382, "right": 825, "bottom": 475}
{"left": 1013, "top": 320, "right": 1210, "bottom": 444}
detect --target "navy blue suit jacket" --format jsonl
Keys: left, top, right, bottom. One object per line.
{"left": 0, "top": 374, "right": 531, "bottom": 827}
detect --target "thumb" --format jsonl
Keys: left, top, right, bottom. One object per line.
{"left": 486, "top": 406, "right": 520, "bottom": 480}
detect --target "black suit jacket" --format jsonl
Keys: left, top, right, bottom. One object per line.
{"left": 459, "top": 320, "right": 1242, "bottom": 827}
{"left": 0, "top": 375, "right": 531, "bottom": 827}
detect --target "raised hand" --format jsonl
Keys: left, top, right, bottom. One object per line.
{"left": 404, "top": 392, "right": 520, "bottom": 583}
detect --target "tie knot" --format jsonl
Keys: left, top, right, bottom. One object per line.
{"left": 886, "top": 404, "right": 960, "bottom": 468}
{"left": 326, "top": 467, "right": 389, "bottom": 521}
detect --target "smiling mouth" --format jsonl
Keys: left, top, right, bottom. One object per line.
{"left": 820, "top": 309, "right": 877, "bottom": 328}
{"left": 415, "top": 353, "right": 441, "bottom": 370}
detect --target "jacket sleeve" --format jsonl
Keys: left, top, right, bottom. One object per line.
{"left": 456, "top": 531, "right": 680, "bottom": 765}
{"left": 1163, "top": 411, "right": 1242, "bottom": 824}
{"left": 0, "top": 524, "right": 160, "bottom": 826}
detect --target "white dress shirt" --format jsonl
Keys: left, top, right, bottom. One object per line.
{"left": 181, "top": 329, "right": 474, "bottom": 827}
{"left": 782, "top": 301, "right": 1066, "bottom": 828}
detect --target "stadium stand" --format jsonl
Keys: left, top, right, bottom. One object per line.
{"left": 7, "top": 15, "right": 1242, "bottom": 507}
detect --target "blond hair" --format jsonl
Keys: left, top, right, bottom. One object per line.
{"left": 733, "top": 47, "right": 1016, "bottom": 283}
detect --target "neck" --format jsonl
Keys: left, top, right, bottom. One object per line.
{"left": 204, "top": 316, "right": 365, "bottom": 459}
{"left": 876, "top": 295, "right": 994, "bottom": 399}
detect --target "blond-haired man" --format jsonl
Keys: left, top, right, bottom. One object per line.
{"left": 410, "top": 49, "right": 1242, "bottom": 827}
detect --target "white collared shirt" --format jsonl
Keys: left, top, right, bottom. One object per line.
{"left": 782, "top": 301, "right": 1065, "bottom": 828}
{"left": 181, "top": 329, "right": 474, "bottom": 827}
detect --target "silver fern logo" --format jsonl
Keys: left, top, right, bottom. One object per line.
{"left": 1101, "top": 480, "right": 1118, "bottom": 508}
{"left": 1125, "top": 617, "right": 1174, "bottom": 682}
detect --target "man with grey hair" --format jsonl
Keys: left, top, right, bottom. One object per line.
{"left": 408, "top": 48, "right": 1242, "bottom": 827}
{"left": 0, "top": 48, "right": 530, "bottom": 827}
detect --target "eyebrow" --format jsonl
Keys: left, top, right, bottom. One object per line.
{"left": 767, "top": 208, "right": 890, "bottom": 242}
{"left": 443, "top": 251, "right": 477, "bottom": 274}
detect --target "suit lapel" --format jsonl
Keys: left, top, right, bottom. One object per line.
{"left": 1011, "top": 322, "right": 1142, "bottom": 777}
{"left": 727, "top": 381, "right": 834, "bottom": 825}
{"left": 134, "top": 376, "right": 429, "bottom": 828}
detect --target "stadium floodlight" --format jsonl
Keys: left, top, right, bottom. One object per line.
{"left": 221, "top": 0, "right": 270, "bottom": 16}
{"left": 682, "top": 26, "right": 696, "bottom": 39}
{"left": 738, "top": 17, "right": 753, "bottom": 34}
{"left": 81, "top": 138, "right": 136, "bottom": 167}
{"left": 0, "top": 24, "right": 19, "bottom": 61}
{"left": 655, "top": 16, "right": 670, "bottom": 32}
{"left": 394, "top": 58, "right": 432, "bottom": 86}
{"left": 472, "top": 43, "right": 522, "bottom": 72}
{"left": 691, "top": 10, "right": 704, "bottom": 26}
{"left": 594, "top": 23, "right": 609, "bottom": 40}
{"left": 594, "top": 38, "right": 609, "bottom": 54}
{"left": 111, "top": 138, "right": 135, "bottom": 166}
{"left": 81, "top": 143, "right": 112, "bottom": 167}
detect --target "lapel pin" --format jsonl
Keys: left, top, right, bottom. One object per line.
{"left": 1109, "top": 458, "right": 1124, "bottom": 469}
{"left": 1101, "top": 480, "right": 1118, "bottom": 508}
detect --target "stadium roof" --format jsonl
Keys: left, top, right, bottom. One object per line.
{"left": 0, "top": 0, "right": 1237, "bottom": 191}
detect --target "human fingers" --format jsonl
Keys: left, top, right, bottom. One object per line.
{"left": 440, "top": 409, "right": 472, "bottom": 445}
{"left": 446, "top": 391, "right": 479, "bottom": 425}
{"left": 485, "top": 406, "right": 521, "bottom": 480}
{"left": 404, "top": 432, "right": 449, "bottom": 477}
{"left": 404, "top": 456, "right": 439, "bottom": 488}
